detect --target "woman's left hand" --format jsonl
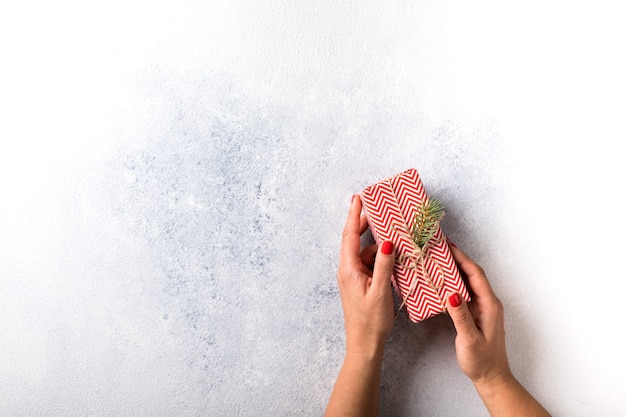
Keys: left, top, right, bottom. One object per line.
{"left": 337, "top": 195, "right": 396, "bottom": 359}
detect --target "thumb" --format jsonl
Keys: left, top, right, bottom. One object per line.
{"left": 447, "top": 293, "right": 479, "bottom": 338}
{"left": 371, "top": 240, "right": 395, "bottom": 291}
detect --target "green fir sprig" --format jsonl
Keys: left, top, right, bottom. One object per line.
{"left": 411, "top": 198, "right": 444, "bottom": 249}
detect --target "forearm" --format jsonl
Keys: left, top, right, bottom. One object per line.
{"left": 324, "top": 348, "right": 384, "bottom": 417}
{"left": 474, "top": 375, "right": 551, "bottom": 417}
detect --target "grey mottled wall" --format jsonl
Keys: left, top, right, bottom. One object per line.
{"left": 2, "top": 1, "right": 625, "bottom": 416}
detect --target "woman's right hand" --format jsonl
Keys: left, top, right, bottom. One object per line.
{"left": 446, "top": 243, "right": 551, "bottom": 416}
{"left": 445, "top": 243, "right": 512, "bottom": 388}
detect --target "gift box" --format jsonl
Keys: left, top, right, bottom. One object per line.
{"left": 360, "top": 168, "right": 470, "bottom": 322}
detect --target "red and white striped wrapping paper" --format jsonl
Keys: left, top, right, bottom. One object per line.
{"left": 360, "top": 168, "right": 470, "bottom": 322}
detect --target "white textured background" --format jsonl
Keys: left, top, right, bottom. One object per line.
{"left": 1, "top": 1, "right": 625, "bottom": 416}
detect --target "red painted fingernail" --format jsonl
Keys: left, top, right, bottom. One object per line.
{"left": 447, "top": 238, "right": 457, "bottom": 248}
{"left": 381, "top": 241, "right": 393, "bottom": 255}
{"left": 449, "top": 293, "right": 462, "bottom": 308}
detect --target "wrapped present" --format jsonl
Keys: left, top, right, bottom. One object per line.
{"left": 360, "top": 168, "right": 470, "bottom": 322}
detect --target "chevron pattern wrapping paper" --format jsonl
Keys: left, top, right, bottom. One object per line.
{"left": 360, "top": 169, "right": 470, "bottom": 322}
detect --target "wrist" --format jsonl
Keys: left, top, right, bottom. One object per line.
{"left": 472, "top": 371, "right": 551, "bottom": 416}
{"left": 473, "top": 370, "right": 517, "bottom": 400}
{"left": 345, "top": 339, "right": 386, "bottom": 364}
{"left": 342, "top": 347, "right": 384, "bottom": 385}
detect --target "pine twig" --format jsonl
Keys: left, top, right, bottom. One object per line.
{"left": 411, "top": 198, "right": 444, "bottom": 248}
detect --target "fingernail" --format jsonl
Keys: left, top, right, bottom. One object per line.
{"left": 351, "top": 195, "right": 355, "bottom": 204}
{"left": 381, "top": 241, "right": 393, "bottom": 255}
{"left": 448, "top": 293, "right": 462, "bottom": 308}
{"left": 447, "top": 238, "right": 457, "bottom": 248}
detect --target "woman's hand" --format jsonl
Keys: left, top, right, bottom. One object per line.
{"left": 324, "top": 195, "right": 396, "bottom": 417}
{"left": 446, "top": 244, "right": 551, "bottom": 417}
{"left": 446, "top": 244, "right": 512, "bottom": 387}
{"left": 337, "top": 195, "right": 395, "bottom": 359}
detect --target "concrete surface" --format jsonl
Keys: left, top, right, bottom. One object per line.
{"left": 1, "top": 1, "right": 625, "bottom": 415}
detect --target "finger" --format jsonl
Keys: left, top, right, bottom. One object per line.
{"left": 340, "top": 195, "right": 363, "bottom": 265}
{"left": 360, "top": 244, "right": 378, "bottom": 269}
{"left": 449, "top": 244, "right": 497, "bottom": 300}
{"left": 371, "top": 241, "right": 395, "bottom": 292}
{"left": 447, "top": 292, "right": 480, "bottom": 338}
{"left": 359, "top": 214, "right": 369, "bottom": 235}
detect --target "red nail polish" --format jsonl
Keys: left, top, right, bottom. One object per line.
{"left": 447, "top": 238, "right": 457, "bottom": 248}
{"left": 449, "top": 293, "right": 462, "bottom": 308}
{"left": 382, "top": 241, "right": 393, "bottom": 255}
